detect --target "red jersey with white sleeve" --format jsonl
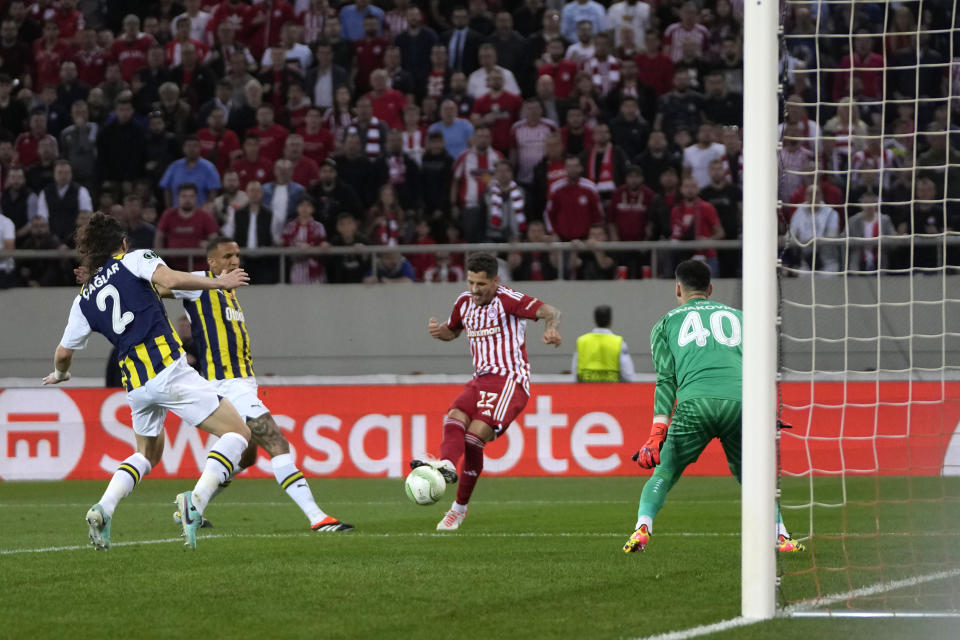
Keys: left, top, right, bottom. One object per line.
{"left": 446, "top": 286, "right": 544, "bottom": 393}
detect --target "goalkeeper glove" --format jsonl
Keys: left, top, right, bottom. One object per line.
{"left": 635, "top": 421, "right": 668, "bottom": 469}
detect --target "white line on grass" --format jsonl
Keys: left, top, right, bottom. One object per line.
{"left": 0, "top": 499, "right": 737, "bottom": 507}
{"left": 0, "top": 530, "right": 741, "bottom": 555}
{"left": 631, "top": 616, "right": 761, "bottom": 640}
{"left": 784, "top": 567, "right": 960, "bottom": 613}
{"left": 631, "top": 567, "right": 960, "bottom": 640}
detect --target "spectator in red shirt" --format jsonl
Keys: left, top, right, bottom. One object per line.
{"left": 283, "top": 82, "right": 311, "bottom": 131}
{"left": 110, "top": 14, "right": 156, "bottom": 82}
{"left": 15, "top": 110, "right": 57, "bottom": 168}
{"left": 33, "top": 20, "right": 73, "bottom": 89}
{"left": 298, "top": 106, "right": 335, "bottom": 166}
{"left": 407, "top": 218, "right": 436, "bottom": 280}
{"left": 205, "top": 0, "right": 253, "bottom": 49}
{"left": 166, "top": 15, "right": 210, "bottom": 66}
{"left": 282, "top": 194, "right": 328, "bottom": 284}
{"left": 635, "top": 29, "right": 674, "bottom": 97}
{"left": 544, "top": 155, "right": 604, "bottom": 240}
{"left": 197, "top": 106, "right": 241, "bottom": 175}
{"left": 233, "top": 134, "right": 275, "bottom": 188}
{"left": 537, "top": 37, "right": 579, "bottom": 99}
{"left": 247, "top": 0, "right": 297, "bottom": 59}
{"left": 353, "top": 14, "right": 389, "bottom": 94}
{"left": 471, "top": 68, "right": 522, "bottom": 155}
{"left": 247, "top": 104, "right": 288, "bottom": 164}
{"left": 74, "top": 27, "right": 106, "bottom": 87}
{"left": 153, "top": 182, "right": 220, "bottom": 269}
{"left": 833, "top": 31, "right": 884, "bottom": 101}
{"left": 366, "top": 68, "right": 407, "bottom": 130}
{"left": 669, "top": 175, "right": 725, "bottom": 274}
{"left": 52, "top": 0, "right": 84, "bottom": 43}
{"left": 283, "top": 133, "right": 319, "bottom": 188}
{"left": 608, "top": 165, "right": 656, "bottom": 241}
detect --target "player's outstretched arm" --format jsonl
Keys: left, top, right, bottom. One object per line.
{"left": 537, "top": 303, "right": 562, "bottom": 347}
{"left": 428, "top": 317, "right": 461, "bottom": 341}
{"left": 42, "top": 345, "right": 75, "bottom": 385}
{"left": 152, "top": 265, "right": 249, "bottom": 291}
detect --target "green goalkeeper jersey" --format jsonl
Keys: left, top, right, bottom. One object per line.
{"left": 650, "top": 298, "right": 743, "bottom": 416}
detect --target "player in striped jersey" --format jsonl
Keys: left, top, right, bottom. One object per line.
{"left": 410, "top": 253, "right": 562, "bottom": 530}
{"left": 44, "top": 212, "right": 252, "bottom": 550}
{"left": 164, "top": 237, "right": 353, "bottom": 532}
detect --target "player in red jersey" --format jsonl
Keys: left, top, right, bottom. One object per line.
{"left": 410, "top": 253, "right": 562, "bottom": 531}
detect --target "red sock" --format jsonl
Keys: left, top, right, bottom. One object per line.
{"left": 455, "top": 432, "right": 485, "bottom": 505}
{"left": 439, "top": 415, "right": 466, "bottom": 464}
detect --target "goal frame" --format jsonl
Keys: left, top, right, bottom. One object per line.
{"left": 741, "top": 0, "right": 779, "bottom": 620}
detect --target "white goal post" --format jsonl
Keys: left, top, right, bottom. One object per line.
{"left": 741, "top": 0, "right": 780, "bottom": 621}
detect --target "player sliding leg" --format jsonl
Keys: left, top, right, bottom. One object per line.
{"left": 409, "top": 253, "right": 562, "bottom": 531}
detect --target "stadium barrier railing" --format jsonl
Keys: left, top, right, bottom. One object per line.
{"left": 0, "top": 239, "right": 746, "bottom": 283}
{"left": 4, "top": 237, "right": 959, "bottom": 284}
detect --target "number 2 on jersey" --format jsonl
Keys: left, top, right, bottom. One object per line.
{"left": 96, "top": 284, "right": 135, "bottom": 334}
{"left": 677, "top": 310, "right": 741, "bottom": 348}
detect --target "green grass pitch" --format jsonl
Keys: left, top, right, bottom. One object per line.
{"left": 2, "top": 476, "right": 959, "bottom": 639}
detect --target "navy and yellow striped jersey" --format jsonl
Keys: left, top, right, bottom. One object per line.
{"left": 60, "top": 250, "right": 184, "bottom": 392}
{"left": 177, "top": 271, "right": 255, "bottom": 380}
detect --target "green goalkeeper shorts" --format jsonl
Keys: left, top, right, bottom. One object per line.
{"left": 660, "top": 398, "right": 742, "bottom": 480}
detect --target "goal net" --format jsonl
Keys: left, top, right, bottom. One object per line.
{"left": 776, "top": 0, "right": 960, "bottom": 615}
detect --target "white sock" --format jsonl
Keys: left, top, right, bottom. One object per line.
{"left": 272, "top": 453, "right": 326, "bottom": 525}
{"left": 98, "top": 453, "right": 151, "bottom": 518}
{"left": 208, "top": 463, "right": 248, "bottom": 503}
{"left": 192, "top": 432, "right": 247, "bottom": 514}
{"left": 635, "top": 515, "right": 653, "bottom": 532}
{"left": 451, "top": 501, "right": 468, "bottom": 514}
{"left": 777, "top": 521, "right": 789, "bottom": 537}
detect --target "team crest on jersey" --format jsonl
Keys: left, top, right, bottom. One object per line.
{"left": 143, "top": 251, "right": 158, "bottom": 260}
{"left": 487, "top": 306, "right": 498, "bottom": 320}
{"left": 579, "top": 195, "right": 587, "bottom": 205}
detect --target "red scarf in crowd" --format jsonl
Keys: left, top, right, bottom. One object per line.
{"left": 588, "top": 145, "right": 615, "bottom": 193}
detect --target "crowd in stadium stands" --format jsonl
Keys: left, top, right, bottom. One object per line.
{"left": 0, "top": 0, "right": 956, "bottom": 287}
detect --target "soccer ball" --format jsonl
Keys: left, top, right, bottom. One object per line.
{"left": 404, "top": 466, "right": 446, "bottom": 505}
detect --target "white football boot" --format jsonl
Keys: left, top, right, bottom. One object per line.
{"left": 436, "top": 508, "right": 467, "bottom": 531}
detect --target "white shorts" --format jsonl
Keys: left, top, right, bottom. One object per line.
{"left": 214, "top": 377, "right": 269, "bottom": 420}
{"left": 127, "top": 357, "right": 222, "bottom": 437}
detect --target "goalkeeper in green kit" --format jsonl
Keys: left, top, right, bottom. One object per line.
{"left": 623, "top": 260, "right": 805, "bottom": 554}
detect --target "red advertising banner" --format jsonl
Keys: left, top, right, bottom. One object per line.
{"left": 1, "top": 383, "right": 959, "bottom": 480}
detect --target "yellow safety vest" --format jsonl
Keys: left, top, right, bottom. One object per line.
{"left": 576, "top": 332, "right": 623, "bottom": 382}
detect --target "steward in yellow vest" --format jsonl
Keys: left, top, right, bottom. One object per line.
{"left": 573, "top": 305, "right": 636, "bottom": 382}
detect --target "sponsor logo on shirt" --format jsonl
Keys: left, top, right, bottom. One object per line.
{"left": 466, "top": 327, "right": 502, "bottom": 338}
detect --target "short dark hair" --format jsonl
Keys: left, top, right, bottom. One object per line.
{"left": 178, "top": 182, "right": 198, "bottom": 194}
{"left": 206, "top": 235, "right": 237, "bottom": 253}
{"left": 594, "top": 305, "right": 612, "bottom": 328}
{"left": 675, "top": 259, "right": 712, "bottom": 292}
{"left": 466, "top": 253, "right": 498, "bottom": 278}
{"left": 183, "top": 134, "right": 200, "bottom": 145}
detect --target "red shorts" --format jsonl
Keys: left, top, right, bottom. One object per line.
{"left": 450, "top": 374, "right": 529, "bottom": 437}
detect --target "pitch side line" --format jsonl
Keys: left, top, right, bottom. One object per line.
{"left": 0, "top": 499, "right": 736, "bottom": 507}
{"left": 632, "top": 616, "right": 760, "bottom": 640}
{"left": 0, "top": 531, "right": 746, "bottom": 555}
{"left": 631, "top": 567, "right": 960, "bottom": 640}
{"left": 784, "top": 567, "right": 960, "bottom": 613}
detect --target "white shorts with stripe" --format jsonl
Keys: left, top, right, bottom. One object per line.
{"left": 126, "top": 358, "right": 222, "bottom": 437}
